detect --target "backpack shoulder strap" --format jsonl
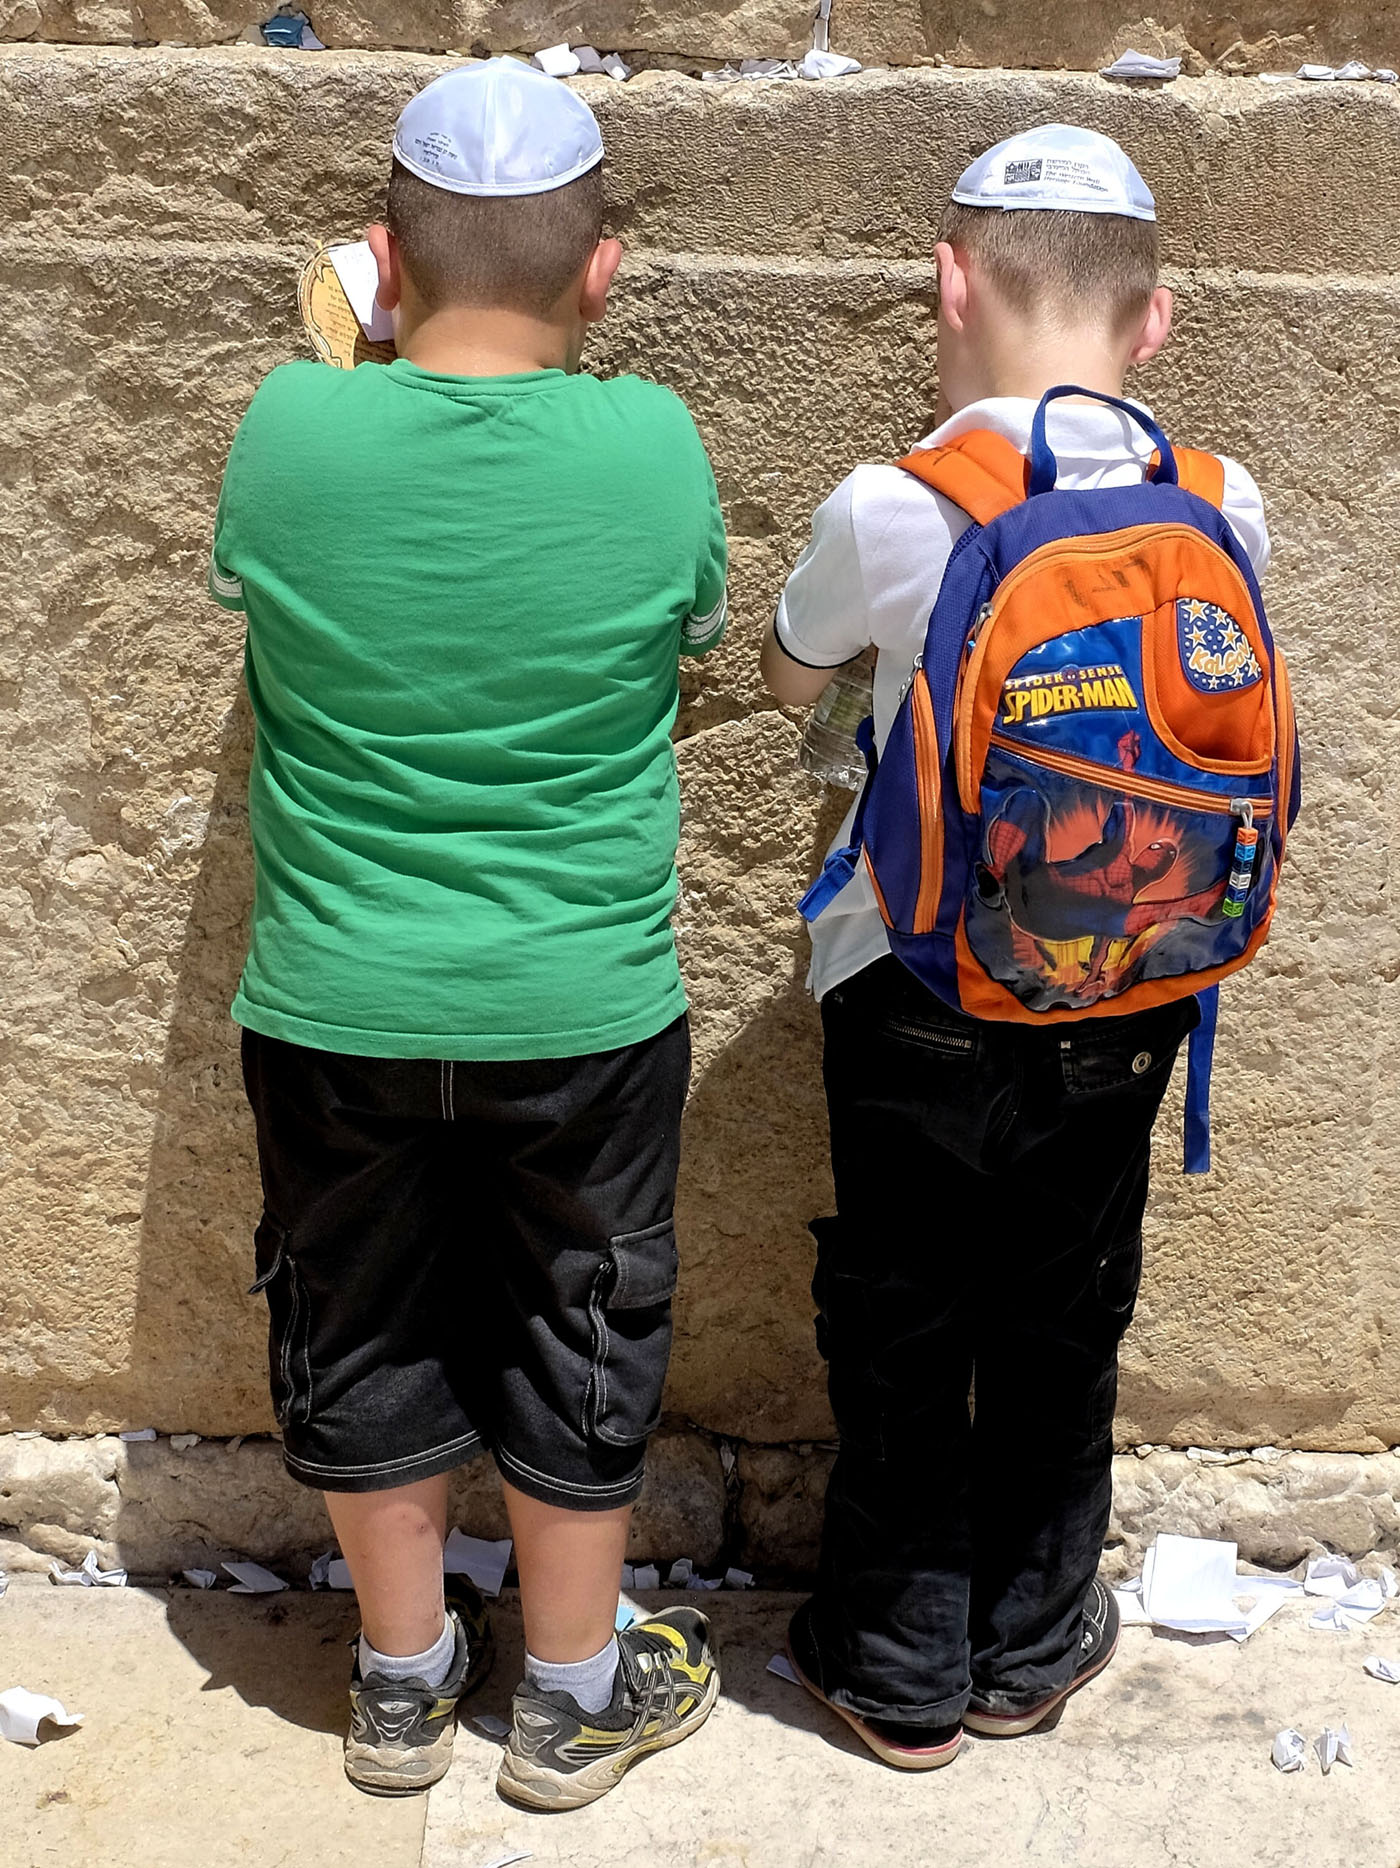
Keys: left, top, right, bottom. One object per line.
{"left": 895, "top": 428, "right": 1029, "bottom": 526}
{"left": 1150, "top": 446, "right": 1227, "bottom": 509}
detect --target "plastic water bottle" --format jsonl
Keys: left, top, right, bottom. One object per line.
{"left": 799, "top": 649, "right": 875, "bottom": 790}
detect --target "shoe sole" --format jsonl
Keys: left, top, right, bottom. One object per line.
{"left": 496, "top": 1666, "right": 721, "bottom": 1811}
{"left": 345, "top": 1721, "right": 457, "bottom": 1796}
{"left": 345, "top": 1624, "right": 497, "bottom": 1797}
{"left": 785, "top": 1634, "right": 962, "bottom": 1772}
{"left": 962, "top": 1626, "right": 1120, "bottom": 1738}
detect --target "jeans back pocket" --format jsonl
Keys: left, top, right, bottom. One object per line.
{"left": 583, "top": 1218, "right": 678, "bottom": 1449}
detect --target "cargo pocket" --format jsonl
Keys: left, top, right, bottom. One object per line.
{"left": 248, "top": 1216, "right": 312, "bottom": 1427}
{"left": 583, "top": 1219, "right": 678, "bottom": 1449}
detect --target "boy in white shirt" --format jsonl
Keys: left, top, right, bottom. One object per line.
{"left": 761, "top": 126, "right": 1269, "bottom": 1770}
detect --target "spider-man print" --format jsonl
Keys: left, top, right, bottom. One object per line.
{"left": 973, "top": 731, "right": 1228, "bottom": 1004}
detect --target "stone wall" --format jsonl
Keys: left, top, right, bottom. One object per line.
{"left": 1, "top": 0, "right": 1397, "bottom": 72}
{"left": 1, "top": 48, "right": 1399, "bottom": 1551}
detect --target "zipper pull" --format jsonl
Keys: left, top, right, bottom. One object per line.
{"left": 1222, "top": 799, "right": 1259, "bottom": 919}
{"left": 967, "top": 602, "right": 994, "bottom": 655}
{"left": 897, "top": 652, "right": 924, "bottom": 706}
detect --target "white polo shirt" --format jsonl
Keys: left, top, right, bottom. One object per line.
{"left": 774, "top": 396, "right": 1271, "bottom": 1002}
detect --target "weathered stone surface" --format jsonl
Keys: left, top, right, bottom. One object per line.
{"left": 870, "top": 1, "right": 1400, "bottom": 74}
{"left": 5, "top": 56, "right": 1399, "bottom": 280}
{"left": 4, "top": 0, "right": 818, "bottom": 54}
{"left": 0, "top": 1426, "right": 723, "bottom": 1572}
{"left": 5, "top": 0, "right": 1395, "bottom": 68}
{"left": 734, "top": 1442, "right": 833, "bottom": 1576}
{"left": 673, "top": 716, "right": 838, "bottom": 1442}
{"left": 1108, "top": 1448, "right": 1400, "bottom": 1576}
{"left": 734, "top": 1443, "right": 1400, "bottom": 1582}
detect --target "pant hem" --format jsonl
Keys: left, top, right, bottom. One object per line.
{"left": 493, "top": 1442, "right": 646, "bottom": 1512}
{"left": 283, "top": 1430, "right": 489, "bottom": 1493}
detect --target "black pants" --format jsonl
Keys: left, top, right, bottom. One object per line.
{"left": 810, "top": 957, "right": 1197, "bottom": 1725}
{"left": 241, "top": 1018, "right": 691, "bottom": 1506}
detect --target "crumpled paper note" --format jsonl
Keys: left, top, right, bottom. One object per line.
{"left": 0, "top": 1687, "right": 84, "bottom": 1747}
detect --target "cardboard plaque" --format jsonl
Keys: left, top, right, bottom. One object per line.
{"left": 298, "top": 245, "right": 397, "bottom": 369}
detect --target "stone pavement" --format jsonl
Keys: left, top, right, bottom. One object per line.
{"left": 4, "top": 1581, "right": 1400, "bottom": 1868}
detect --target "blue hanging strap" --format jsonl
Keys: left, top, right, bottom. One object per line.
{"left": 1027, "top": 385, "right": 1179, "bottom": 496}
{"left": 799, "top": 716, "right": 877, "bottom": 923}
{"left": 1183, "top": 986, "right": 1218, "bottom": 1175}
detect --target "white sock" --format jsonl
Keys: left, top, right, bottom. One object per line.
{"left": 359, "top": 1612, "right": 455, "bottom": 1689}
{"left": 525, "top": 1636, "right": 621, "bottom": 1715}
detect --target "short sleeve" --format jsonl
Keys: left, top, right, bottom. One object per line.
{"left": 774, "top": 474, "right": 871, "bottom": 669}
{"left": 681, "top": 454, "right": 729, "bottom": 658}
{"left": 208, "top": 451, "right": 246, "bottom": 612}
{"left": 1218, "top": 455, "right": 1271, "bottom": 578}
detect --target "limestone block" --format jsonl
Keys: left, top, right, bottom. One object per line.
{"left": 6, "top": 56, "right": 1400, "bottom": 282}
{"left": 734, "top": 1442, "right": 834, "bottom": 1576}
{"left": 0, "top": 1427, "right": 724, "bottom": 1574}
{"left": 626, "top": 1426, "right": 728, "bottom": 1565}
{"left": 3, "top": 0, "right": 817, "bottom": 54}
{"left": 1109, "top": 1449, "right": 1400, "bottom": 1575}
{"left": 903, "top": 2, "right": 1400, "bottom": 74}
{"left": 671, "top": 715, "right": 840, "bottom": 1441}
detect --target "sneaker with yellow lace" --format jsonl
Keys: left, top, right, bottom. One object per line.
{"left": 496, "top": 1608, "right": 719, "bottom": 1810}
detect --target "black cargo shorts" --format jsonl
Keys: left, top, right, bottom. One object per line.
{"left": 240, "top": 1016, "right": 691, "bottom": 1506}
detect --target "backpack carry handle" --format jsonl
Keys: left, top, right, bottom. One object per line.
{"left": 1027, "top": 386, "right": 1178, "bottom": 496}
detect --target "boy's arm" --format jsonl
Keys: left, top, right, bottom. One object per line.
{"left": 762, "top": 474, "right": 870, "bottom": 706}
{"left": 680, "top": 456, "right": 729, "bottom": 657}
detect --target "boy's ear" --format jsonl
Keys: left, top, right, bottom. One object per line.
{"left": 935, "top": 240, "right": 971, "bottom": 333}
{"left": 1128, "top": 284, "right": 1173, "bottom": 365}
{"left": 365, "top": 222, "right": 401, "bottom": 312}
{"left": 579, "top": 237, "right": 623, "bottom": 325}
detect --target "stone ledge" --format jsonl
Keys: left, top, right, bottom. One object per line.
{"left": 5, "top": 1431, "right": 1400, "bottom": 1583}
{"left": 1, "top": 51, "right": 1398, "bottom": 275}
{"left": 0, "top": 1425, "right": 727, "bottom": 1576}
{"left": 736, "top": 1445, "right": 1400, "bottom": 1580}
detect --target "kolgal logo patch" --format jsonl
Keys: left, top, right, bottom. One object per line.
{"left": 1004, "top": 158, "right": 1044, "bottom": 184}
{"left": 1000, "top": 663, "right": 1138, "bottom": 726}
{"left": 1176, "top": 598, "right": 1262, "bottom": 692}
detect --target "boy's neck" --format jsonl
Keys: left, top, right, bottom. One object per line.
{"left": 939, "top": 325, "right": 1130, "bottom": 426}
{"left": 397, "top": 302, "right": 577, "bottom": 377}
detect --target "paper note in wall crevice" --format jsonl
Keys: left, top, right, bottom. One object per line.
{"left": 326, "top": 243, "right": 395, "bottom": 345}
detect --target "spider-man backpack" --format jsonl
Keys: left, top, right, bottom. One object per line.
{"left": 800, "top": 387, "right": 1300, "bottom": 1172}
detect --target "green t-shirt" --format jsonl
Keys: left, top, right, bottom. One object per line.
{"left": 209, "top": 358, "right": 728, "bottom": 1060}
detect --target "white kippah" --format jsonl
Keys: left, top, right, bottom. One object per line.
{"left": 393, "top": 58, "right": 605, "bottom": 198}
{"left": 951, "top": 124, "right": 1156, "bottom": 222}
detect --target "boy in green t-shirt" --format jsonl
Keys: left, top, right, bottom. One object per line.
{"left": 209, "top": 59, "right": 726, "bottom": 1810}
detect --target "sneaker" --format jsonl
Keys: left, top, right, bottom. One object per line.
{"left": 496, "top": 1607, "right": 719, "bottom": 1811}
{"left": 962, "top": 1577, "right": 1120, "bottom": 1737}
{"left": 344, "top": 1581, "right": 495, "bottom": 1796}
{"left": 786, "top": 1599, "right": 962, "bottom": 1771}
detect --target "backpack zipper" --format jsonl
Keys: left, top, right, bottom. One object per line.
{"left": 987, "top": 732, "right": 1274, "bottom": 817}
{"left": 910, "top": 670, "right": 943, "bottom": 934}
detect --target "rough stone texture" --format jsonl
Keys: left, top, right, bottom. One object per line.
{"left": 0, "top": 1425, "right": 723, "bottom": 1572}
{"left": 7, "top": 1432, "right": 1400, "bottom": 1580}
{"left": 845, "top": 1, "right": 1400, "bottom": 73}
{"left": 733, "top": 1441, "right": 834, "bottom": 1576}
{"left": 735, "top": 1445, "right": 1400, "bottom": 1579}
{"left": 1, "top": 51, "right": 1398, "bottom": 1464}
{"left": 2, "top": 0, "right": 1395, "bottom": 70}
